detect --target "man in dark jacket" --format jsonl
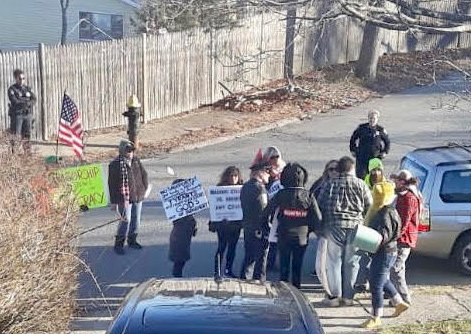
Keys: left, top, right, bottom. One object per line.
{"left": 239, "top": 161, "right": 271, "bottom": 281}
{"left": 7, "top": 69, "right": 36, "bottom": 145}
{"left": 349, "top": 110, "right": 390, "bottom": 179}
{"left": 108, "top": 139, "right": 148, "bottom": 254}
{"left": 264, "top": 163, "right": 322, "bottom": 288}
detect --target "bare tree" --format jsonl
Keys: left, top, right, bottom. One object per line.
{"left": 60, "top": 0, "right": 71, "bottom": 45}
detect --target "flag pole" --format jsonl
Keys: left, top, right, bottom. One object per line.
{"left": 55, "top": 90, "right": 66, "bottom": 164}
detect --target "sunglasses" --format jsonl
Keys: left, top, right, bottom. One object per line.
{"left": 270, "top": 155, "right": 279, "bottom": 159}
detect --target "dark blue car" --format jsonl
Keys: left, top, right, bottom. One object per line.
{"left": 106, "top": 278, "right": 325, "bottom": 334}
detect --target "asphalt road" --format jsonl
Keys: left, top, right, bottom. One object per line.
{"left": 73, "top": 74, "right": 471, "bottom": 333}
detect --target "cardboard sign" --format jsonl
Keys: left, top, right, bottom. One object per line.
{"left": 208, "top": 185, "right": 243, "bottom": 222}
{"left": 159, "top": 177, "right": 209, "bottom": 221}
{"left": 58, "top": 164, "right": 108, "bottom": 209}
{"left": 268, "top": 180, "right": 284, "bottom": 199}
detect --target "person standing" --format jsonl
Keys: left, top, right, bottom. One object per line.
{"left": 108, "top": 139, "right": 148, "bottom": 255}
{"left": 361, "top": 182, "right": 410, "bottom": 329}
{"left": 309, "top": 160, "right": 338, "bottom": 287}
{"left": 262, "top": 146, "right": 286, "bottom": 272}
{"left": 390, "top": 169, "right": 422, "bottom": 305}
{"left": 349, "top": 110, "right": 390, "bottom": 179}
{"left": 209, "top": 166, "right": 244, "bottom": 278}
{"left": 264, "top": 162, "right": 322, "bottom": 289}
{"left": 317, "top": 156, "right": 372, "bottom": 306}
{"left": 240, "top": 161, "right": 272, "bottom": 281}
{"left": 168, "top": 178, "right": 198, "bottom": 277}
{"left": 7, "top": 69, "right": 36, "bottom": 149}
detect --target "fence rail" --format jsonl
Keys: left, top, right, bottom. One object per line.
{"left": 1, "top": 1, "right": 469, "bottom": 140}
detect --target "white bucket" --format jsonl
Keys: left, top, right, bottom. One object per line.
{"left": 352, "top": 224, "right": 383, "bottom": 253}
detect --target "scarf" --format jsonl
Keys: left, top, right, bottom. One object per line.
{"left": 119, "top": 155, "right": 131, "bottom": 207}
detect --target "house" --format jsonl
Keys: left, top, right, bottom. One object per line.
{"left": 0, "top": 0, "right": 141, "bottom": 51}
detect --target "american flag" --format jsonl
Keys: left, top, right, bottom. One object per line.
{"left": 58, "top": 94, "right": 84, "bottom": 158}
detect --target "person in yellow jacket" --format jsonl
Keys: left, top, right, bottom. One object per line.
{"left": 364, "top": 158, "right": 385, "bottom": 190}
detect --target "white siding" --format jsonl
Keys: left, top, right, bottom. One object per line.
{"left": 0, "top": 0, "right": 137, "bottom": 51}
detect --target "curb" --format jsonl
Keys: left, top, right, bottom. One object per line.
{"left": 168, "top": 117, "right": 303, "bottom": 154}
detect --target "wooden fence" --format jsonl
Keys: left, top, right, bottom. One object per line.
{"left": 1, "top": 1, "right": 470, "bottom": 140}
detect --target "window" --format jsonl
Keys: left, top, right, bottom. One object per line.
{"left": 400, "top": 158, "right": 428, "bottom": 191}
{"left": 440, "top": 169, "right": 471, "bottom": 203}
{"left": 79, "top": 12, "right": 123, "bottom": 41}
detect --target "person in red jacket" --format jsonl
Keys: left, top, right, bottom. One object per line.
{"left": 391, "top": 169, "right": 422, "bottom": 305}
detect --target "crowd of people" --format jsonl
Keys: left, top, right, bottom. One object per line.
{"left": 107, "top": 107, "right": 422, "bottom": 329}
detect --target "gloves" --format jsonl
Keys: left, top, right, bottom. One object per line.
{"left": 208, "top": 221, "right": 217, "bottom": 233}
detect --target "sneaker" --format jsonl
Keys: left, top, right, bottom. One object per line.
{"left": 342, "top": 298, "right": 354, "bottom": 306}
{"left": 392, "top": 302, "right": 410, "bottom": 317}
{"left": 322, "top": 296, "right": 341, "bottom": 307}
{"left": 361, "top": 317, "right": 382, "bottom": 329}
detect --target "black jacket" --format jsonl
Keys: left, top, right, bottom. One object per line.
{"left": 108, "top": 157, "right": 148, "bottom": 204}
{"left": 169, "top": 215, "right": 197, "bottom": 262}
{"left": 8, "top": 83, "right": 36, "bottom": 115}
{"left": 266, "top": 187, "right": 322, "bottom": 246}
{"left": 349, "top": 123, "right": 390, "bottom": 160}
{"left": 240, "top": 178, "right": 269, "bottom": 233}
{"left": 369, "top": 205, "right": 402, "bottom": 252}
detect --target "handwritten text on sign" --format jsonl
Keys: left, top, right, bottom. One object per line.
{"left": 59, "top": 164, "right": 108, "bottom": 209}
{"left": 159, "top": 177, "right": 209, "bottom": 221}
{"left": 208, "top": 185, "right": 243, "bottom": 222}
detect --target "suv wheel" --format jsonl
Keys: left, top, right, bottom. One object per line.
{"left": 452, "top": 234, "right": 471, "bottom": 276}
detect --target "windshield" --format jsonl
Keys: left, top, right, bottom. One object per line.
{"left": 400, "top": 157, "right": 428, "bottom": 191}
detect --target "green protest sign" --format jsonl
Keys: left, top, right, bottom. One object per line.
{"left": 59, "top": 164, "right": 108, "bottom": 209}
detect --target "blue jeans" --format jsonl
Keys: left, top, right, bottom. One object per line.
{"left": 370, "top": 250, "right": 398, "bottom": 315}
{"left": 116, "top": 202, "right": 142, "bottom": 238}
{"left": 326, "top": 227, "right": 361, "bottom": 299}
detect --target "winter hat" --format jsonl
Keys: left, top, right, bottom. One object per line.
{"left": 262, "top": 146, "right": 282, "bottom": 161}
{"left": 250, "top": 160, "right": 272, "bottom": 172}
{"left": 118, "top": 139, "right": 135, "bottom": 155}
{"left": 396, "top": 169, "right": 413, "bottom": 181}
{"left": 368, "top": 158, "right": 384, "bottom": 172}
{"left": 280, "top": 162, "right": 308, "bottom": 187}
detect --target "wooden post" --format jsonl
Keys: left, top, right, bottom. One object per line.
{"left": 209, "top": 29, "right": 215, "bottom": 103}
{"left": 38, "top": 43, "right": 48, "bottom": 140}
{"left": 141, "top": 33, "right": 148, "bottom": 123}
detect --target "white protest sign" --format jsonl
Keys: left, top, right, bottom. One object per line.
{"left": 208, "top": 185, "right": 243, "bottom": 222}
{"left": 268, "top": 180, "right": 283, "bottom": 199}
{"left": 159, "top": 177, "right": 209, "bottom": 221}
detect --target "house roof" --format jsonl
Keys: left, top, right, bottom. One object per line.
{"left": 120, "top": 0, "right": 140, "bottom": 8}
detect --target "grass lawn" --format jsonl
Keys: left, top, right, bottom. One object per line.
{"left": 381, "top": 320, "right": 471, "bottom": 334}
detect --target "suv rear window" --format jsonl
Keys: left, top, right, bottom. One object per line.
{"left": 440, "top": 169, "right": 471, "bottom": 203}
{"left": 400, "top": 158, "right": 428, "bottom": 191}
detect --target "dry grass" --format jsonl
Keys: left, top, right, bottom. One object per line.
{"left": 0, "top": 135, "right": 80, "bottom": 334}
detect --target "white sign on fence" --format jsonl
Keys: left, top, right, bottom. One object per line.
{"left": 159, "top": 177, "right": 209, "bottom": 221}
{"left": 208, "top": 185, "right": 243, "bottom": 222}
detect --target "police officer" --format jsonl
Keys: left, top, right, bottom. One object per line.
{"left": 349, "top": 110, "right": 390, "bottom": 179}
{"left": 264, "top": 163, "right": 322, "bottom": 289}
{"left": 239, "top": 160, "right": 272, "bottom": 281}
{"left": 8, "top": 69, "right": 36, "bottom": 143}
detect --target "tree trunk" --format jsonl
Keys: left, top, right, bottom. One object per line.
{"left": 284, "top": 5, "right": 297, "bottom": 80}
{"left": 355, "top": 21, "right": 382, "bottom": 81}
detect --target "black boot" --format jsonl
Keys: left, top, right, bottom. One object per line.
{"left": 114, "top": 236, "right": 125, "bottom": 255}
{"left": 127, "top": 233, "right": 142, "bottom": 249}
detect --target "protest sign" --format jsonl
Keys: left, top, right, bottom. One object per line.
{"left": 208, "top": 185, "right": 243, "bottom": 222}
{"left": 58, "top": 164, "right": 108, "bottom": 209}
{"left": 159, "top": 177, "right": 209, "bottom": 221}
{"left": 268, "top": 180, "right": 284, "bottom": 199}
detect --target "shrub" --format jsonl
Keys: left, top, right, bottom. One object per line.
{"left": 0, "top": 136, "right": 80, "bottom": 334}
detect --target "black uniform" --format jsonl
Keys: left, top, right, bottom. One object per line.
{"left": 349, "top": 123, "right": 390, "bottom": 179}
{"left": 239, "top": 178, "right": 269, "bottom": 281}
{"left": 265, "top": 163, "right": 322, "bottom": 288}
{"left": 7, "top": 83, "right": 36, "bottom": 139}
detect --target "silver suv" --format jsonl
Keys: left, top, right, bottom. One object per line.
{"left": 400, "top": 144, "right": 471, "bottom": 275}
